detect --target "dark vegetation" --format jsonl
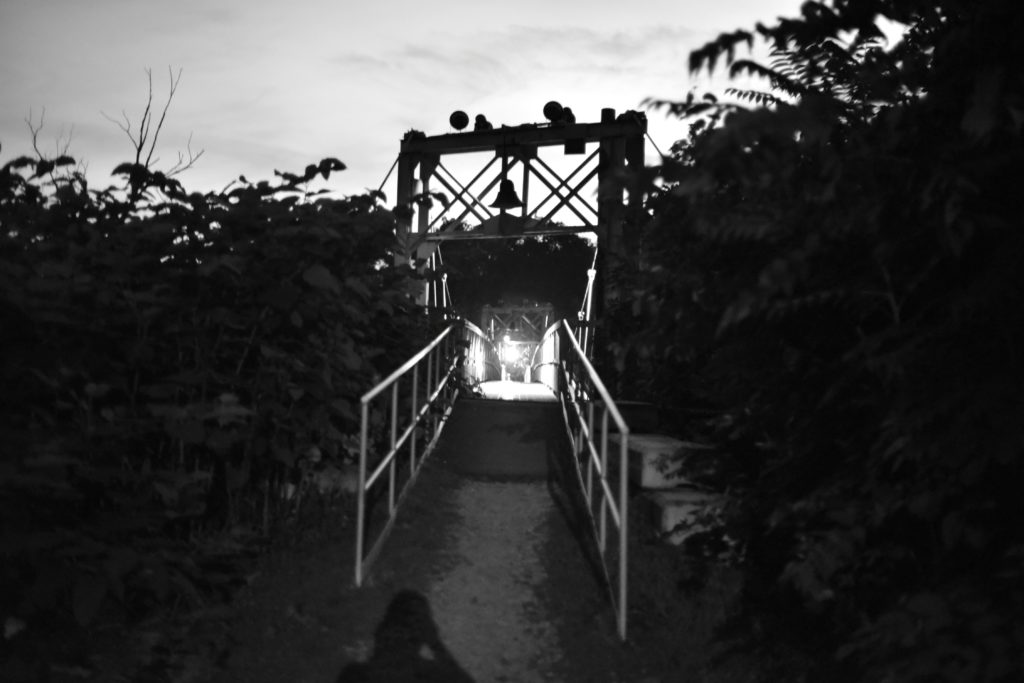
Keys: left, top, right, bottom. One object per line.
{"left": 4, "top": 1, "right": 1021, "bottom": 680}
{"left": 604, "top": 0, "right": 1024, "bottom": 680}
{"left": 440, "top": 234, "right": 595, "bottom": 324}
{"left": 0, "top": 78, "right": 429, "bottom": 679}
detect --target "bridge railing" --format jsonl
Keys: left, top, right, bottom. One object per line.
{"left": 551, "top": 319, "right": 632, "bottom": 640}
{"left": 461, "top": 320, "right": 502, "bottom": 388}
{"left": 354, "top": 320, "right": 491, "bottom": 586}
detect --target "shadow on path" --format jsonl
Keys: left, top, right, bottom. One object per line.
{"left": 336, "top": 589, "right": 474, "bottom": 683}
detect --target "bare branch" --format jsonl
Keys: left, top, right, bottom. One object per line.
{"left": 137, "top": 68, "right": 154, "bottom": 165}
{"left": 101, "top": 109, "right": 139, "bottom": 149}
{"left": 101, "top": 65, "right": 202, "bottom": 196}
{"left": 25, "top": 106, "right": 46, "bottom": 158}
{"left": 56, "top": 123, "right": 74, "bottom": 157}
{"left": 145, "top": 66, "right": 182, "bottom": 168}
{"left": 167, "top": 131, "right": 205, "bottom": 177}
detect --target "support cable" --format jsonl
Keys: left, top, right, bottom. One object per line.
{"left": 644, "top": 131, "right": 666, "bottom": 159}
{"left": 376, "top": 155, "right": 400, "bottom": 195}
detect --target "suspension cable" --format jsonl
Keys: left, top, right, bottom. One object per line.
{"left": 644, "top": 130, "right": 666, "bottom": 159}
{"left": 376, "top": 155, "right": 400, "bottom": 195}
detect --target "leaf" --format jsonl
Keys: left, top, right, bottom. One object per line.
{"left": 265, "top": 282, "right": 302, "bottom": 310}
{"left": 344, "top": 276, "right": 372, "bottom": 299}
{"left": 318, "top": 157, "right": 346, "bottom": 179}
{"left": 33, "top": 159, "right": 54, "bottom": 178}
{"left": 302, "top": 263, "right": 340, "bottom": 294}
{"left": 73, "top": 574, "right": 107, "bottom": 626}
{"left": 3, "top": 155, "right": 37, "bottom": 172}
{"left": 331, "top": 398, "right": 356, "bottom": 421}
{"left": 961, "top": 67, "right": 1004, "bottom": 140}
{"left": 166, "top": 419, "right": 205, "bottom": 444}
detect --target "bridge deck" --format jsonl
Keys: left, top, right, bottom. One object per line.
{"left": 215, "top": 395, "right": 643, "bottom": 682}
{"left": 341, "top": 396, "right": 615, "bottom": 681}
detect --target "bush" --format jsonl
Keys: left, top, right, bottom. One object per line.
{"left": 0, "top": 149, "right": 427, "bottom": 637}
{"left": 606, "top": 1, "right": 1024, "bottom": 680}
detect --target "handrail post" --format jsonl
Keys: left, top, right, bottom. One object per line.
{"left": 619, "top": 433, "right": 629, "bottom": 641}
{"left": 586, "top": 400, "right": 595, "bottom": 507}
{"left": 410, "top": 365, "right": 419, "bottom": 471}
{"left": 553, "top": 318, "right": 631, "bottom": 642}
{"left": 389, "top": 383, "right": 398, "bottom": 515}
{"left": 356, "top": 400, "right": 369, "bottom": 586}
{"left": 599, "top": 407, "right": 609, "bottom": 553}
{"left": 426, "top": 348, "right": 435, "bottom": 435}
{"left": 355, "top": 322, "right": 483, "bottom": 587}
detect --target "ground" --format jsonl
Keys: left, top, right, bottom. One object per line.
{"left": 3, "top": 396, "right": 760, "bottom": 683}
{"left": 202, "top": 398, "right": 757, "bottom": 683}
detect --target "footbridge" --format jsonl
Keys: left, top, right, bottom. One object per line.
{"left": 351, "top": 104, "right": 689, "bottom": 644}
{"left": 354, "top": 318, "right": 635, "bottom": 639}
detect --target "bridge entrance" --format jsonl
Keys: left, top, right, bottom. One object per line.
{"left": 390, "top": 102, "right": 646, "bottom": 346}
{"left": 352, "top": 107, "right": 646, "bottom": 640}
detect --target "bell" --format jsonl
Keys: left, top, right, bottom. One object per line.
{"left": 489, "top": 179, "right": 522, "bottom": 209}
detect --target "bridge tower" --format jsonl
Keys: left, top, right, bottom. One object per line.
{"left": 393, "top": 104, "right": 647, "bottom": 328}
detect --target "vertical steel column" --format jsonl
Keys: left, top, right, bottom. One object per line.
{"left": 418, "top": 154, "right": 438, "bottom": 235}
{"left": 396, "top": 151, "right": 416, "bottom": 252}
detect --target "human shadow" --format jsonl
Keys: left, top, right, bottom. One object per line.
{"left": 336, "top": 589, "right": 474, "bottom": 683}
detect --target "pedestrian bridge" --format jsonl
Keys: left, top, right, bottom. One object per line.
{"left": 354, "top": 319, "right": 634, "bottom": 639}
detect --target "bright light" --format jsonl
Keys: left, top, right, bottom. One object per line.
{"left": 502, "top": 342, "right": 519, "bottom": 364}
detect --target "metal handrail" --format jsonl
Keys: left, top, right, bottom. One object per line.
{"left": 554, "top": 318, "right": 631, "bottom": 640}
{"left": 529, "top": 321, "right": 562, "bottom": 393}
{"left": 461, "top": 320, "right": 501, "bottom": 383}
{"left": 355, "top": 322, "right": 458, "bottom": 586}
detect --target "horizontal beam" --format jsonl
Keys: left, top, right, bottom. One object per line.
{"left": 400, "top": 115, "right": 647, "bottom": 156}
{"left": 419, "top": 225, "right": 595, "bottom": 242}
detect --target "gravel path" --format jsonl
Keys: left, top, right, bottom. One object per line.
{"left": 210, "top": 409, "right": 599, "bottom": 683}
{"left": 427, "top": 479, "right": 562, "bottom": 681}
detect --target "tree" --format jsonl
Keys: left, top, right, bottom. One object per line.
{"left": 102, "top": 67, "right": 204, "bottom": 200}
{"left": 612, "top": 1, "right": 1024, "bottom": 680}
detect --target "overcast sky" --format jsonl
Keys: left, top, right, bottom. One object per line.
{"left": 0, "top": 0, "right": 806, "bottom": 199}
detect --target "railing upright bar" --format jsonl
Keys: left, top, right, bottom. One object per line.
{"left": 356, "top": 322, "right": 481, "bottom": 587}
{"left": 554, "top": 318, "right": 630, "bottom": 641}
{"left": 356, "top": 401, "right": 369, "bottom": 587}
{"left": 389, "top": 382, "right": 398, "bottom": 515}
{"left": 619, "top": 434, "right": 629, "bottom": 640}
{"left": 410, "top": 365, "right": 419, "bottom": 470}
{"left": 586, "top": 401, "right": 595, "bottom": 507}
{"left": 599, "top": 407, "right": 609, "bottom": 553}
{"left": 426, "top": 349, "right": 435, "bottom": 436}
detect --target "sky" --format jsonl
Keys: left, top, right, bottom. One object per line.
{"left": 0, "top": 0, "right": 807, "bottom": 200}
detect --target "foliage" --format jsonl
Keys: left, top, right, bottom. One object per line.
{"left": 0, "top": 135, "right": 425, "bottom": 672}
{"left": 439, "top": 234, "right": 595, "bottom": 324}
{"left": 610, "top": 0, "right": 1024, "bottom": 680}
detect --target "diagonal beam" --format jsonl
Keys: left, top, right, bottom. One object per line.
{"left": 528, "top": 150, "right": 599, "bottom": 220}
{"left": 540, "top": 165, "right": 600, "bottom": 227}
{"left": 429, "top": 168, "right": 490, "bottom": 228}
{"left": 527, "top": 158, "right": 596, "bottom": 227}
{"left": 449, "top": 157, "right": 519, "bottom": 227}
{"left": 428, "top": 160, "right": 495, "bottom": 229}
